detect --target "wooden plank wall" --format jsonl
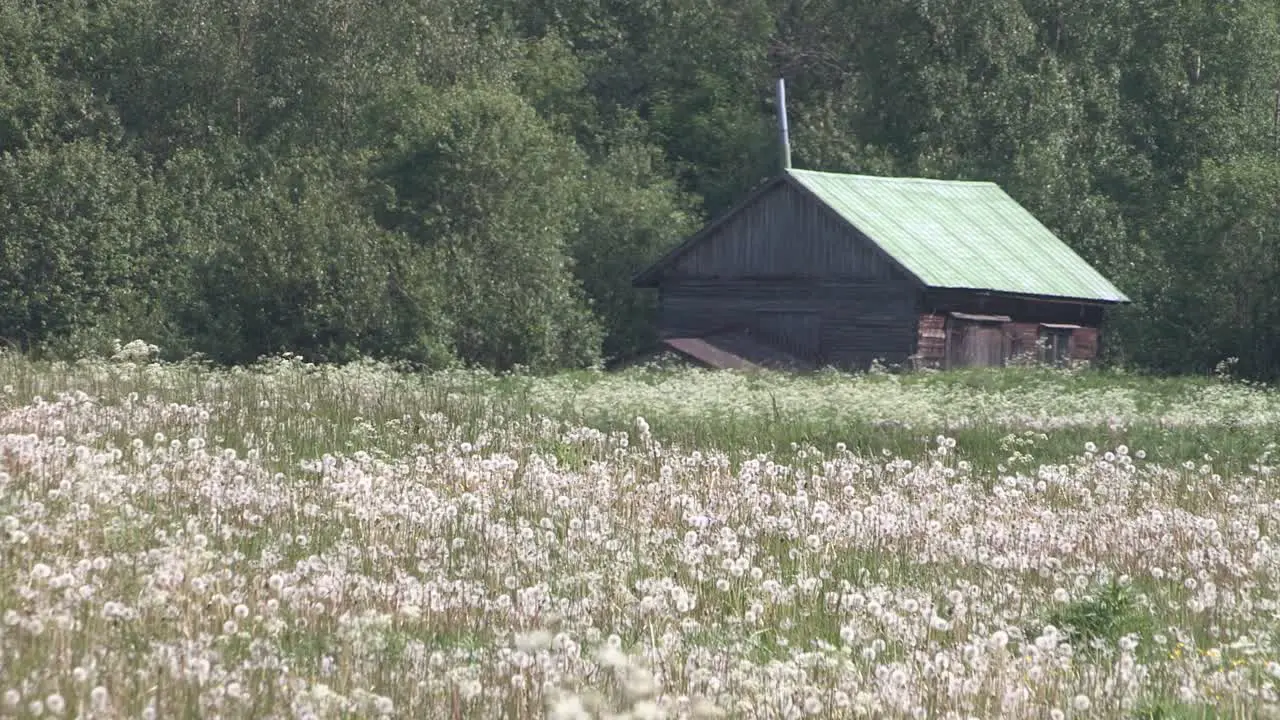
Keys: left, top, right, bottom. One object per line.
{"left": 656, "top": 182, "right": 924, "bottom": 371}
{"left": 659, "top": 279, "right": 918, "bottom": 369}
{"left": 822, "top": 323, "right": 917, "bottom": 368}
{"left": 915, "top": 314, "right": 946, "bottom": 368}
{"left": 662, "top": 284, "right": 1108, "bottom": 370}
{"left": 660, "top": 280, "right": 914, "bottom": 333}
{"left": 668, "top": 184, "right": 903, "bottom": 282}
{"left": 757, "top": 311, "right": 822, "bottom": 359}
{"left": 1070, "top": 327, "right": 1099, "bottom": 360}
{"left": 913, "top": 315, "right": 1102, "bottom": 369}
{"left": 1006, "top": 322, "right": 1041, "bottom": 363}
{"left": 920, "top": 291, "right": 1111, "bottom": 367}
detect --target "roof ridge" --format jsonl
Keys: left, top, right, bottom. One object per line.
{"left": 786, "top": 167, "right": 998, "bottom": 187}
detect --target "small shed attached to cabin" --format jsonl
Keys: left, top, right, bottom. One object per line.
{"left": 632, "top": 168, "right": 1130, "bottom": 371}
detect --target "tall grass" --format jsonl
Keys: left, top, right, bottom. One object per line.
{"left": 7, "top": 356, "right": 1275, "bottom": 464}
{"left": 1, "top": 352, "right": 1279, "bottom": 718}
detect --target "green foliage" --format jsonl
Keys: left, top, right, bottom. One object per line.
{"left": 165, "top": 149, "right": 456, "bottom": 366}
{"left": 570, "top": 130, "right": 701, "bottom": 361}
{"left": 1131, "top": 702, "right": 1226, "bottom": 720}
{"left": 1, "top": 0, "right": 1279, "bottom": 374}
{"left": 1042, "top": 580, "right": 1152, "bottom": 652}
{"left": 371, "top": 83, "right": 602, "bottom": 371}
{"left": 1132, "top": 154, "right": 1280, "bottom": 378}
{"left": 0, "top": 140, "right": 162, "bottom": 351}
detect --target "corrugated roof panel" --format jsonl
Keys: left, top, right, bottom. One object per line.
{"left": 786, "top": 169, "right": 1130, "bottom": 303}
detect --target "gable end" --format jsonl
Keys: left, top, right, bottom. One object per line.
{"left": 633, "top": 175, "right": 924, "bottom": 287}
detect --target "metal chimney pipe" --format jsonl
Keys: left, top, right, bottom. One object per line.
{"left": 776, "top": 78, "right": 792, "bottom": 170}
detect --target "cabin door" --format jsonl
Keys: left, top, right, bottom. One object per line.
{"left": 947, "top": 317, "right": 1008, "bottom": 368}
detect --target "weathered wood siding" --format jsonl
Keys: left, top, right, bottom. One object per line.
{"left": 821, "top": 322, "right": 917, "bottom": 368}
{"left": 757, "top": 311, "right": 822, "bottom": 359}
{"left": 667, "top": 183, "right": 904, "bottom": 282}
{"left": 912, "top": 312, "right": 1104, "bottom": 370}
{"left": 1006, "top": 322, "right": 1041, "bottom": 362}
{"left": 916, "top": 290, "right": 1110, "bottom": 367}
{"left": 1071, "top": 327, "right": 1099, "bottom": 361}
{"left": 915, "top": 315, "right": 1046, "bottom": 369}
{"left": 915, "top": 314, "right": 947, "bottom": 368}
{"left": 654, "top": 182, "right": 922, "bottom": 370}
{"left": 659, "top": 279, "right": 918, "bottom": 369}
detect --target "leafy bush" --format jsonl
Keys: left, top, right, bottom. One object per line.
{"left": 0, "top": 140, "right": 168, "bottom": 353}
{"left": 1042, "top": 580, "right": 1152, "bottom": 653}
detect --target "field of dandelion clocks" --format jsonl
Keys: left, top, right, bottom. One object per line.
{"left": 5, "top": 349, "right": 1280, "bottom": 720}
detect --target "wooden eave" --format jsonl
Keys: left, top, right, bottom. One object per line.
{"left": 924, "top": 286, "right": 1129, "bottom": 307}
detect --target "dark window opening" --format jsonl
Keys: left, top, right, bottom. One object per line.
{"left": 1038, "top": 325, "right": 1075, "bottom": 366}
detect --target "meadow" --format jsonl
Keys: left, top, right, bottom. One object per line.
{"left": 2, "top": 345, "right": 1280, "bottom": 719}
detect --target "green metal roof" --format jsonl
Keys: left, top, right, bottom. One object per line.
{"left": 786, "top": 169, "right": 1130, "bottom": 303}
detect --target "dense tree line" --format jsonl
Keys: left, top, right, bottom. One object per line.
{"left": 2, "top": 0, "right": 1279, "bottom": 376}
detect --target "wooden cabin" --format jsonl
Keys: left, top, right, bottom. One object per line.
{"left": 632, "top": 169, "right": 1130, "bottom": 371}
